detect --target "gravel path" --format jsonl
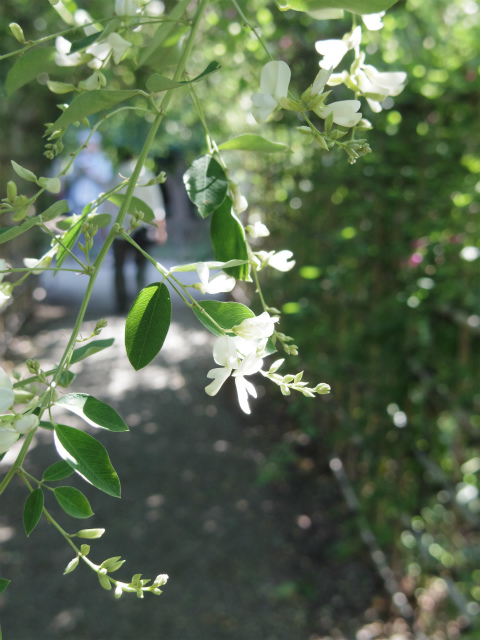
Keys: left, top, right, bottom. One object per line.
{"left": 0, "top": 258, "right": 310, "bottom": 640}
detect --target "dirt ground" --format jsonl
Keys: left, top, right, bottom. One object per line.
{"left": 0, "top": 256, "right": 380, "bottom": 640}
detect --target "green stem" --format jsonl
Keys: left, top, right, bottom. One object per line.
{"left": 1, "top": 0, "right": 210, "bottom": 497}
{"left": 231, "top": 0, "right": 272, "bottom": 60}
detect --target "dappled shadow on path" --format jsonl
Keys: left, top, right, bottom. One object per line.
{"left": 1, "top": 307, "right": 312, "bottom": 640}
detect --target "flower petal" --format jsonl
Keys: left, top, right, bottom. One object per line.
{"left": 205, "top": 274, "right": 236, "bottom": 294}
{"left": 234, "top": 376, "right": 257, "bottom": 414}
{"left": 213, "top": 336, "right": 238, "bottom": 368}
{"left": 196, "top": 262, "right": 209, "bottom": 286}
{"left": 315, "top": 39, "right": 348, "bottom": 70}
{"left": 0, "top": 426, "right": 19, "bottom": 454}
{"left": 205, "top": 367, "right": 232, "bottom": 396}
{"left": 320, "top": 100, "right": 362, "bottom": 127}
{"left": 14, "top": 414, "right": 39, "bottom": 435}
{"left": 234, "top": 352, "right": 263, "bottom": 377}
{"left": 260, "top": 61, "right": 291, "bottom": 101}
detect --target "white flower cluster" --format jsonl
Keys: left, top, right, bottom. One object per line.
{"left": 316, "top": 24, "right": 407, "bottom": 114}
{"left": 205, "top": 312, "right": 330, "bottom": 413}
{"left": 0, "top": 367, "right": 39, "bottom": 454}
{"left": 205, "top": 312, "right": 278, "bottom": 414}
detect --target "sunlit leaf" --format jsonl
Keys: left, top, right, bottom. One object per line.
{"left": 210, "top": 197, "right": 249, "bottom": 280}
{"left": 54, "top": 486, "right": 94, "bottom": 518}
{"left": 55, "top": 394, "right": 129, "bottom": 432}
{"left": 183, "top": 155, "right": 228, "bottom": 219}
{"left": 218, "top": 135, "right": 290, "bottom": 154}
{"left": 54, "top": 424, "right": 121, "bottom": 497}
{"left": 193, "top": 301, "right": 255, "bottom": 337}
{"left": 273, "top": 0, "right": 399, "bottom": 13}
{"left": 125, "top": 283, "right": 171, "bottom": 371}
{"left": 46, "top": 90, "right": 142, "bottom": 133}
{"left": 70, "top": 338, "right": 115, "bottom": 365}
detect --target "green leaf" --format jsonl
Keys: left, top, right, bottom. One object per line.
{"left": 125, "top": 283, "right": 171, "bottom": 371}
{"left": 146, "top": 61, "right": 221, "bottom": 93}
{"left": 46, "top": 90, "right": 141, "bottom": 134}
{"left": 57, "top": 370, "right": 76, "bottom": 388}
{"left": 87, "top": 213, "right": 111, "bottom": 228}
{"left": 183, "top": 155, "right": 228, "bottom": 219}
{"left": 64, "top": 557, "right": 79, "bottom": 575}
{"left": 218, "top": 134, "right": 291, "bottom": 154}
{"left": 23, "top": 488, "right": 44, "bottom": 536}
{"left": 0, "top": 216, "right": 41, "bottom": 245}
{"left": 70, "top": 338, "right": 115, "bottom": 365}
{"left": 137, "top": 0, "right": 191, "bottom": 67}
{"left": 5, "top": 47, "right": 57, "bottom": 95}
{"left": 69, "top": 31, "right": 103, "bottom": 53}
{"left": 54, "top": 486, "right": 94, "bottom": 518}
{"left": 56, "top": 215, "right": 79, "bottom": 231}
{"left": 273, "top": 0, "right": 399, "bottom": 14}
{"left": 55, "top": 213, "right": 86, "bottom": 270}
{"left": 170, "top": 259, "right": 248, "bottom": 273}
{"left": 55, "top": 394, "right": 129, "bottom": 432}
{"left": 54, "top": 424, "right": 121, "bottom": 497}
{"left": 11, "top": 160, "right": 37, "bottom": 183}
{"left": 37, "top": 177, "right": 61, "bottom": 194}
{"left": 73, "top": 528, "right": 105, "bottom": 539}
{"left": 40, "top": 200, "right": 70, "bottom": 222}
{"left": 193, "top": 301, "right": 255, "bottom": 337}
{"left": 108, "top": 194, "right": 154, "bottom": 224}
{"left": 0, "top": 578, "right": 11, "bottom": 595}
{"left": 210, "top": 197, "right": 249, "bottom": 280}
{"left": 43, "top": 460, "right": 75, "bottom": 482}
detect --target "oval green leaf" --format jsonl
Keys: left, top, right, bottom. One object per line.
{"left": 6, "top": 47, "right": 57, "bottom": 95}
{"left": 42, "top": 460, "right": 75, "bottom": 482}
{"left": 0, "top": 578, "right": 11, "bottom": 594}
{"left": 46, "top": 90, "right": 141, "bottom": 134}
{"left": 273, "top": 0, "right": 399, "bottom": 14}
{"left": 54, "top": 424, "right": 121, "bottom": 498}
{"left": 183, "top": 155, "right": 228, "bottom": 219}
{"left": 108, "top": 194, "right": 154, "bottom": 224}
{"left": 125, "top": 282, "right": 171, "bottom": 371}
{"left": 23, "top": 488, "right": 44, "bottom": 536}
{"left": 210, "top": 197, "right": 249, "bottom": 280}
{"left": 193, "top": 301, "right": 255, "bottom": 337}
{"left": 55, "top": 393, "right": 128, "bottom": 432}
{"left": 40, "top": 200, "right": 70, "bottom": 222}
{"left": 0, "top": 216, "right": 41, "bottom": 245}
{"left": 70, "top": 338, "right": 115, "bottom": 365}
{"left": 54, "top": 486, "right": 94, "bottom": 519}
{"left": 218, "top": 135, "right": 290, "bottom": 154}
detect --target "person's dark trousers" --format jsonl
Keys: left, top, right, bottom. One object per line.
{"left": 113, "top": 227, "right": 151, "bottom": 313}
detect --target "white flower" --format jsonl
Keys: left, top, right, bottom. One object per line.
{"left": 14, "top": 414, "right": 39, "bottom": 435}
{"left": 232, "top": 311, "right": 278, "bottom": 341}
{"left": 256, "top": 249, "right": 296, "bottom": 271}
{"left": 205, "top": 337, "right": 264, "bottom": 414}
{"left": 315, "top": 26, "right": 362, "bottom": 71}
{"left": 311, "top": 68, "right": 333, "bottom": 97}
{"left": 74, "top": 9, "right": 99, "bottom": 36}
{"left": 78, "top": 70, "right": 107, "bottom": 91}
{"left": 115, "top": 0, "right": 138, "bottom": 16}
{"left": 316, "top": 100, "right": 362, "bottom": 127}
{"left": 107, "top": 33, "right": 131, "bottom": 64}
{"left": 0, "top": 367, "right": 14, "bottom": 414}
{"left": 194, "top": 263, "right": 236, "bottom": 295}
{"left": 246, "top": 221, "right": 270, "bottom": 238}
{"left": 54, "top": 36, "right": 90, "bottom": 67}
{"left": 230, "top": 183, "right": 248, "bottom": 214}
{"left": 357, "top": 65, "right": 407, "bottom": 112}
{"left": 0, "top": 424, "right": 19, "bottom": 455}
{"left": 267, "top": 250, "right": 295, "bottom": 272}
{"left": 251, "top": 61, "right": 291, "bottom": 123}
{"left": 362, "top": 12, "right": 385, "bottom": 31}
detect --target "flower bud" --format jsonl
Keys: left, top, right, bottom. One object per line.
{"left": 314, "top": 383, "right": 331, "bottom": 395}
{"left": 9, "top": 23, "right": 26, "bottom": 44}
{"left": 7, "top": 181, "right": 17, "bottom": 203}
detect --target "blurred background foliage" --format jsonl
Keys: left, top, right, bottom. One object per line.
{"left": 1, "top": 0, "right": 480, "bottom": 636}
